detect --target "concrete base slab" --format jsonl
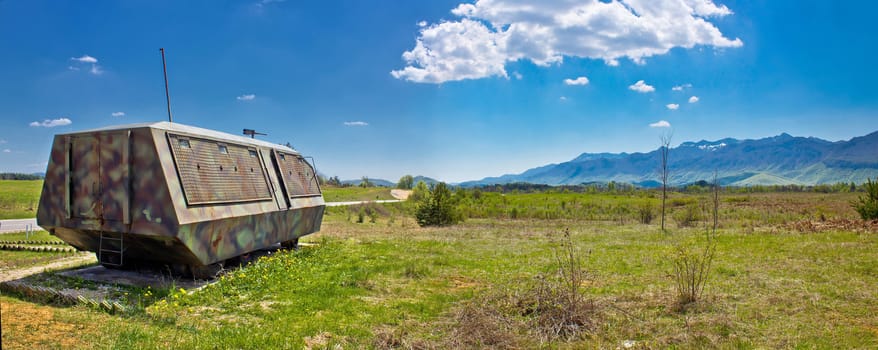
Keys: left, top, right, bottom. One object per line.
{"left": 55, "top": 243, "right": 300, "bottom": 290}
{"left": 58, "top": 266, "right": 209, "bottom": 290}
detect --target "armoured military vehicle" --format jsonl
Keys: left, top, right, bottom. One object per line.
{"left": 36, "top": 122, "right": 325, "bottom": 278}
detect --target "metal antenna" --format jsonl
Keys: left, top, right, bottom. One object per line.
{"left": 243, "top": 129, "right": 267, "bottom": 139}
{"left": 160, "top": 48, "right": 173, "bottom": 123}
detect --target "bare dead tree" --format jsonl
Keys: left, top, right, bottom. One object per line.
{"left": 660, "top": 132, "right": 672, "bottom": 232}
{"left": 713, "top": 170, "right": 720, "bottom": 233}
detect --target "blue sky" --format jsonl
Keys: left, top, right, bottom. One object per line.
{"left": 1, "top": 1, "right": 876, "bottom": 183}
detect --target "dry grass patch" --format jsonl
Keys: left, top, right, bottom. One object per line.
{"left": 372, "top": 322, "right": 433, "bottom": 350}
{"left": 0, "top": 297, "right": 109, "bottom": 349}
{"left": 446, "top": 296, "right": 521, "bottom": 349}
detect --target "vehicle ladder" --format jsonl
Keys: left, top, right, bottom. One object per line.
{"left": 98, "top": 231, "right": 124, "bottom": 267}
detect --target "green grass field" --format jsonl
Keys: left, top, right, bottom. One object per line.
{"left": 2, "top": 181, "right": 876, "bottom": 348}
{"left": 0, "top": 250, "right": 80, "bottom": 270}
{"left": 0, "top": 180, "right": 42, "bottom": 220}
{"left": 0, "top": 230, "right": 64, "bottom": 243}
{"left": 0, "top": 231, "right": 75, "bottom": 270}
{"left": 320, "top": 186, "right": 398, "bottom": 202}
{"left": 2, "top": 218, "right": 876, "bottom": 348}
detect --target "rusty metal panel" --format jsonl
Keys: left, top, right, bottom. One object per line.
{"left": 64, "top": 136, "right": 71, "bottom": 219}
{"left": 275, "top": 151, "right": 321, "bottom": 197}
{"left": 70, "top": 135, "right": 101, "bottom": 219}
{"left": 99, "top": 131, "right": 129, "bottom": 222}
{"left": 268, "top": 151, "right": 291, "bottom": 209}
{"left": 168, "top": 133, "right": 273, "bottom": 205}
{"left": 262, "top": 150, "right": 289, "bottom": 210}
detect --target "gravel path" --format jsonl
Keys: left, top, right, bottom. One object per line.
{"left": 0, "top": 253, "right": 96, "bottom": 283}
{"left": 325, "top": 199, "right": 402, "bottom": 207}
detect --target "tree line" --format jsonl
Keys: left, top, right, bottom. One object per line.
{"left": 0, "top": 173, "right": 43, "bottom": 180}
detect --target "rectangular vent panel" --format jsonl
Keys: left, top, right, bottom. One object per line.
{"left": 168, "top": 134, "right": 272, "bottom": 205}
{"left": 276, "top": 152, "right": 321, "bottom": 197}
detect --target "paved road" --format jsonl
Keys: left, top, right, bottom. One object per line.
{"left": 0, "top": 218, "right": 40, "bottom": 234}
{"left": 325, "top": 200, "right": 402, "bottom": 207}
{"left": 0, "top": 200, "right": 401, "bottom": 233}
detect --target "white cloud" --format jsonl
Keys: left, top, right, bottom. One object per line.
{"left": 512, "top": 71, "right": 523, "bottom": 80}
{"left": 559, "top": 96, "right": 568, "bottom": 101}
{"left": 2, "top": 149, "right": 10, "bottom": 153}
{"left": 689, "top": 95, "right": 700, "bottom": 103}
{"left": 666, "top": 103, "right": 679, "bottom": 110}
{"left": 237, "top": 94, "right": 256, "bottom": 101}
{"left": 252, "top": 0, "right": 285, "bottom": 13}
{"left": 29, "top": 118, "right": 72, "bottom": 128}
{"left": 563, "top": 76, "right": 590, "bottom": 86}
{"left": 343, "top": 121, "right": 369, "bottom": 126}
{"left": 71, "top": 55, "right": 98, "bottom": 63}
{"left": 650, "top": 120, "right": 671, "bottom": 128}
{"left": 70, "top": 55, "right": 103, "bottom": 75}
{"left": 392, "top": 0, "right": 742, "bottom": 83}
{"left": 256, "top": 0, "right": 284, "bottom": 6}
{"left": 391, "top": 19, "right": 509, "bottom": 83}
{"left": 418, "top": 20, "right": 427, "bottom": 27}
{"left": 672, "top": 83, "right": 692, "bottom": 91}
{"left": 628, "top": 80, "right": 655, "bottom": 93}
{"left": 111, "top": 112, "right": 125, "bottom": 117}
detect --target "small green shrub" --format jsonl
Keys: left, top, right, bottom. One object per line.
{"left": 415, "top": 182, "right": 462, "bottom": 227}
{"left": 674, "top": 204, "right": 701, "bottom": 227}
{"left": 723, "top": 196, "right": 749, "bottom": 203}
{"left": 669, "top": 197, "right": 697, "bottom": 207}
{"left": 409, "top": 181, "right": 430, "bottom": 204}
{"left": 852, "top": 178, "right": 878, "bottom": 220}
{"left": 637, "top": 202, "right": 654, "bottom": 224}
{"left": 672, "top": 235, "right": 716, "bottom": 306}
{"left": 402, "top": 263, "right": 428, "bottom": 279}
{"left": 356, "top": 209, "right": 365, "bottom": 223}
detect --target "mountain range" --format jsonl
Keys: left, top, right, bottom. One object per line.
{"left": 459, "top": 131, "right": 878, "bottom": 187}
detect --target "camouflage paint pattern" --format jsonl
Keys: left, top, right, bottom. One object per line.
{"left": 37, "top": 122, "right": 325, "bottom": 267}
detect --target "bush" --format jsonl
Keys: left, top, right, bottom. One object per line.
{"left": 448, "top": 296, "right": 519, "bottom": 349}
{"left": 669, "top": 197, "right": 697, "bottom": 207}
{"left": 525, "top": 228, "right": 594, "bottom": 341}
{"left": 348, "top": 203, "right": 388, "bottom": 224}
{"left": 852, "top": 178, "right": 878, "bottom": 220}
{"left": 447, "top": 228, "right": 595, "bottom": 346}
{"left": 672, "top": 236, "right": 715, "bottom": 306}
{"left": 674, "top": 204, "right": 701, "bottom": 227}
{"left": 637, "top": 202, "right": 654, "bottom": 224}
{"left": 409, "top": 181, "right": 430, "bottom": 204}
{"left": 415, "top": 182, "right": 462, "bottom": 227}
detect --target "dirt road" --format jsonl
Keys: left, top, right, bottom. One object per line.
{"left": 390, "top": 189, "right": 412, "bottom": 200}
